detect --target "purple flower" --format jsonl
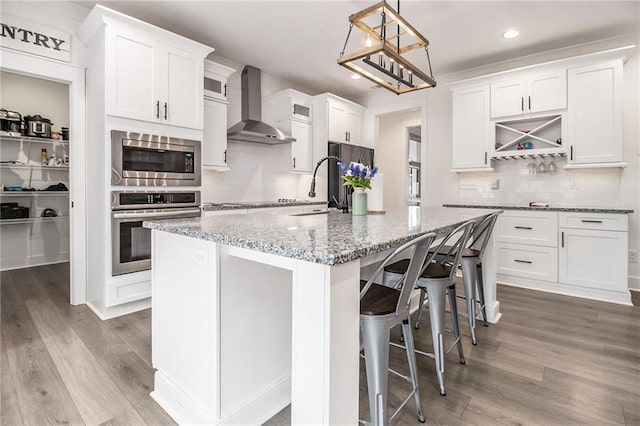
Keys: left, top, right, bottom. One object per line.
{"left": 370, "top": 166, "right": 378, "bottom": 178}
{"left": 337, "top": 161, "right": 347, "bottom": 173}
{"left": 360, "top": 167, "right": 367, "bottom": 178}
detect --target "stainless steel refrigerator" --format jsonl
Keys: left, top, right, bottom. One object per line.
{"left": 328, "top": 142, "right": 375, "bottom": 208}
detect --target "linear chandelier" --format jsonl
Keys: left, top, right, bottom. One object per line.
{"left": 337, "top": 0, "right": 436, "bottom": 95}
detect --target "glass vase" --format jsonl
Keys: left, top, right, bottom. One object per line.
{"left": 352, "top": 187, "right": 368, "bottom": 216}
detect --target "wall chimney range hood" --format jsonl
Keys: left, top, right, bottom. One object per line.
{"left": 227, "top": 66, "right": 295, "bottom": 145}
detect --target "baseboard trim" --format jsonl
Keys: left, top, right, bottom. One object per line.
{"left": 628, "top": 275, "right": 640, "bottom": 291}
{"left": 85, "top": 298, "right": 151, "bottom": 320}
{"left": 151, "top": 371, "right": 216, "bottom": 425}
{"left": 219, "top": 375, "right": 290, "bottom": 425}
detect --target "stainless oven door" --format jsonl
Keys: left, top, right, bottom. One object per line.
{"left": 111, "top": 130, "right": 201, "bottom": 186}
{"left": 112, "top": 207, "right": 201, "bottom": 276}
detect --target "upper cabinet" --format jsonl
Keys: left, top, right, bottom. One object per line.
{"left": 79, "top": 5, "right": 213, "bottom": 130}
{"left": 491, "top": 69, "right": 566, "bottom": 119}
{"left": 313, "top": 94, "right": 365, "bottom": 147}
{"left": 204, "top": 60, "right": 235, "bottom": 102}
{"left": 566, "top": 60, "right": 624, "bottom": 167}
{"left": 202, "top": 61, "right": 236, "bottom": 170}
{"left": 451, "top": 84, "right": 492, "bottom": 171}
{"left": 270, "top": 89, "right": 314, "bottom": 172}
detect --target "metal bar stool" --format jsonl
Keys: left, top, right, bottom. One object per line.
{"left": 360, "top": 231, "right": 437, "bottom": 425}
{"left": 456, "top": 212, "right": 501, "bottom": 343}
{"left": 383, "top": 220, "right": 475, "bottom": 396}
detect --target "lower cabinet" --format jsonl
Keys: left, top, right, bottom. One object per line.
{"left": 495, "top": 210, "right": 630, "bottom": 304}
{"left": 559, "top": 214, "right": 628, "bottom": 293}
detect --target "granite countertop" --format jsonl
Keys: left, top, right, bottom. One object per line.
{"left": 443, "top": 203, "right": 634, "bottom": 214}
{"left": 202, "top": 200, "right": 328, "bottom": 211}
{"left": 144, "top": 207, "right": 498, "bottom": 266}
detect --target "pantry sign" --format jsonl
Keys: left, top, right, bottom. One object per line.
{"left": 0, "top": 15, "right": 71, "bottom": 62}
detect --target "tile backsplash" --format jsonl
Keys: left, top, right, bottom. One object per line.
{"left": 456, "top": 158, "right": 628, "bottom": 207}
{"left": 201, "top": 140, "right": 304, "bottom": 203}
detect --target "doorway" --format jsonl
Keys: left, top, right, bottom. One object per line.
{"left": 1, "top": 49, "right": 87, "bottom": 305}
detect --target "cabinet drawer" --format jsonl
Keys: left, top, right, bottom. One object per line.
{"left": 496, "top": 211, "right": 558, "bottom": 247}
{"left": 558, "top": 212, "right": 627, "bottom": 231}
{"left": 497, "top": 243, "right": 558, "bottom": 282}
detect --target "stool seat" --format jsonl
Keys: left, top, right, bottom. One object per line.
{"left": 360, "top": 280, "right": 399, "bottom": 316}
{"left": 431, "top": 245, "right": 480, "bottom": 258}
{"left": 385, "top": 260, "right": 452, "bottom": 280}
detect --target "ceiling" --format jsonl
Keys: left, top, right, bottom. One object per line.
{"left": 74, "top": 1, "right": 639, "bottom": 98}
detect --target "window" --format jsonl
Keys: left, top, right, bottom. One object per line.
{"left": 408, "top": 126, "right": 421, "bottom": 202}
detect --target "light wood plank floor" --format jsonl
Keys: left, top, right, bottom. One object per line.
{"left": 2, "top": 263, "right": 639, "bottom": 425}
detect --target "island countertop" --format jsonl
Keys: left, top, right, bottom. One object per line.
{"left": 144, "top": 206, "right": 498, "bottom": 266}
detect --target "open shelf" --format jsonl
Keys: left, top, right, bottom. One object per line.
{"left": 0, "top": 163, "right": 69, "bottom": 170}
{"left": 1, "top": 191, "right": 69, "bottom": 197}
{"left": 493, "top": 114, "right": 565, "bottom": 160}
{"left": 0, "top": 135, "right": 69, "bottom": 146}
{"left": 0, "top": 216, "right": 67, "bottom": 226}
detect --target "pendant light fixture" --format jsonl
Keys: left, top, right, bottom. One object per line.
{"left": 338, "top": 0, "right": 436, "bottom": 95}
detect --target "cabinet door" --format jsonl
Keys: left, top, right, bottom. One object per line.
{"left": 204, "top": 72, "right": 227, "bottom": 101}
{"left": 451, "top": 84, "right": 491, "bottom": 169}
{"left": 203, "top": 98, "right": 228, "bottom": 168}
{"left": 527, "top": 70, "right": 566, "bottom": 113}
{"left": 567, "top": 60, "right": 623, "bottom": 164}
{"left": 290, "top": 120, "right": 312, "bottom": 172}
{"left": 345, "top": 109, "right": 362, "bottom": 145}
{"left": 490, "top": 78, "right": 526, "bottom": 118}
{"left": 559, "top": 228, "right": 627, "bottom": 292}
{"left": 328, "top": 102, "right": 347, "bottom": 143}
{"left": 107, "top": 30, "right": 160, "bottom": 122}
{"left": 164, "top": 46, "right": 204, "bottom": 129}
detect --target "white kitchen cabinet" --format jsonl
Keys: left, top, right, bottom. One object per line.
{"left": 451, "top": 84, "right": 492, "bottom": 171}
{"left": 493, "top": 209, "right": 630, "bottom": 304}
{"left": 497, "top": 243, "right": 558, "bottom": 282}
{"left": 81, "top": 6, "right": 212, "bottom": 130}
{"left": 276, "top": 119, "right": 312, "bottom": 172}
{"left": 270, "top": 89, "right": 314, "bottom": 172}
{"left": 314, "top": 94, "right": 365, "bottom": 146}
{"left": 566, "top": 60, "right": 623, "bottom": 166}
{"left": 491, "top": 69, "right": 566, "bottom": 119}
{"left": 204, "top": 60, "right": 235, "bottom": 102}
{"left": 559, "top": 212, "right": 628, "bottom": 293}
{"left": 203, "top": 98, "right": 229, "bottom": 169}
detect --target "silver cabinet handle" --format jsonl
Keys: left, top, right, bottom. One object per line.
{"left": 514, "top": 259, "right": 532, "bottom": 264}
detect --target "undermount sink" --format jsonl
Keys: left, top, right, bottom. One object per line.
{"left": 288, "top": 211, "right": 330, "bottom": 217}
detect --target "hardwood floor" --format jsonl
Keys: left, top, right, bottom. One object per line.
{"left": 2, "top": 263, "right": 639, "bottom": 425}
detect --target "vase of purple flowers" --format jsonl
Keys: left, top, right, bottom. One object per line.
{"left": 337, "top": 161, "right": 378, "bottom": 216}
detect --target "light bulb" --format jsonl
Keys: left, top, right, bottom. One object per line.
{"left": 365, "top": 37, "right": 373, "bottom": 47}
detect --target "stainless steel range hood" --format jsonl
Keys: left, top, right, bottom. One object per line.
{"left": 227, "top": 66, "right": 295, "bottom": 144}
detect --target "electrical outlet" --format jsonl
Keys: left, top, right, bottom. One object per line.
{"left": 460, "top": 181, "right": 477, "bottom": 190}
{"left": 569, "top": 179, "right": 579, "bottom": 190}
{"left": 491, "top": 178, "right": 500, "bottom": 190}
{"left": 630, "top": 250, "right": 638, "bottom": 263}
{"left": 193, "top": 247, "right": 208, "bottom": 267}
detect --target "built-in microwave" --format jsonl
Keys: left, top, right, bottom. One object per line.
{"left": 111, "top": 130, "right": 201, "bottom": 186}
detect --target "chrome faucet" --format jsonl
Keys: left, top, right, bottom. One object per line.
{"left": 308, "top": 155, "right": 349, "bottom": 213}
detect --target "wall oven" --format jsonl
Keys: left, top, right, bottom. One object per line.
{"left": 111, "top": 191, "right": 201, "bottom": 276}
{"left": 111, "top": 130, "right": 201, "bottom": 186}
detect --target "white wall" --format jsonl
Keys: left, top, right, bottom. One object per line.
{"left": 377, "top": 109, "right": 420, "bottom": 208}
{"left": 1, "top": 71, "right": 70, "bottom": 132}
{"left": 355, "top": 35, "right": 640, "bottom": 289}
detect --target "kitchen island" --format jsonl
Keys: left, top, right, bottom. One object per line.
{"left": 144, "top": 207, "right": 500, "bottom": 425}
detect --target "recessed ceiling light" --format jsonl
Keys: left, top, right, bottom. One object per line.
{"left": 351, "top": 73, "right": 362, "bottom": 80}
{"left": 503, "top": 30, "right": 519, "bottom": 39}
